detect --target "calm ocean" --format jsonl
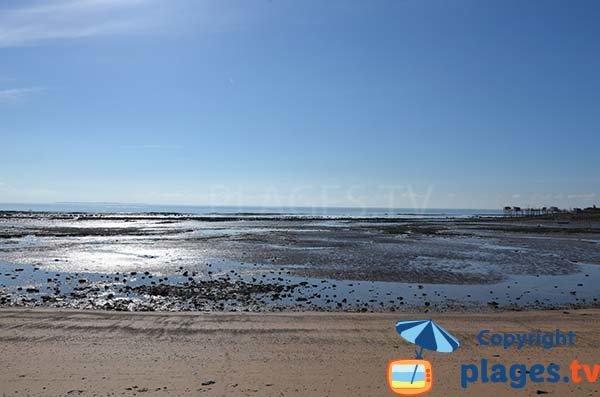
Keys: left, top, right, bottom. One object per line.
{"left": 0, "top": 203, "right": 502, "bottom": 218}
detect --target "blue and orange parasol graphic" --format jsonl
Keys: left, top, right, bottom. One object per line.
{"left": 395, "top": 319, "right": 460, "bottom": 385}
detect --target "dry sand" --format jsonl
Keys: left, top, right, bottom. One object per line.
{"left": 1, "top": 309, "right": 599, "bottom": 396}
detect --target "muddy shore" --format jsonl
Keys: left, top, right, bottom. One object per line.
{"left": 1, "top": 211, "right": 599, "bottom": 312}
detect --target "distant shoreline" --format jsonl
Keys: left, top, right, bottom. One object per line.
{"left": 0, "top": 210, "right": 503, "bottom": 222}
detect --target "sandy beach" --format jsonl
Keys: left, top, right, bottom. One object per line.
{"left": 1, "top": 308, "right": 599, "bottom": 396}
{"left": 2, "top": 212, "right": 599, "bottom": 396}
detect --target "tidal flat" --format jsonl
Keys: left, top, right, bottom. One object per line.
{"left": 1, "top": 211, "right": 599, "bottom": 312}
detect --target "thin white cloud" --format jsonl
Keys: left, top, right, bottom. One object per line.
{"left": 567, "top": 193, "right": 597, "bottom": 200}
{"left": 0, "top": 87, "right": 46, "bottom": 103}
{"left": 0, "top": 0, "right": 257, "bottom": 48}
{"left": 0, "top": 0, "right": 160, "bottom": 47}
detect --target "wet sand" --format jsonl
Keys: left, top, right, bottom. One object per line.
{"left": 1, "top": 308, "right": 599, "bottom": 396}
{"left": 1, "top": 211, "right": 600, "bottom": 312}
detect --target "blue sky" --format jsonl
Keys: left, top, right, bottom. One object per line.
{"left": 0, "top": 0, "right": 598, "bottom": 209}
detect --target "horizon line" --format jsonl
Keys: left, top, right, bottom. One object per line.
{"left": 0, "top": 201, "right": 586, "bottom": 212}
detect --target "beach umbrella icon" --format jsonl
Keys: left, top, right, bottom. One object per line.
{"left": 395, "top": 320, "right": 460, "bottom": 384}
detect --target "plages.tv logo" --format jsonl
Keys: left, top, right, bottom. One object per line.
{"left": 388, "top": 320, "right": 460, "bottom": 396}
